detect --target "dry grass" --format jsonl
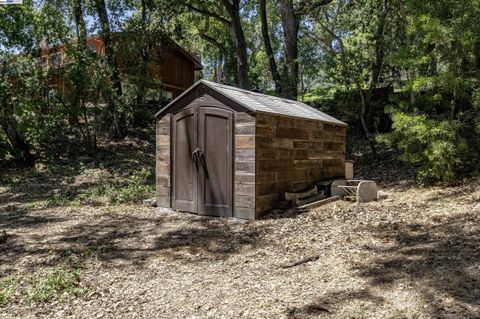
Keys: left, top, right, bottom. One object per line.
{"left": 1, "top": 141, "right": 479, "bottom": 318}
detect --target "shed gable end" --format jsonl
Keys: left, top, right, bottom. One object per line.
{"left": 155, "top": 83, "right": 252, "bottom": 118}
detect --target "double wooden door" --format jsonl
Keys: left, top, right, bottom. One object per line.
{"left": 172, "top": 107, "right": 233, "bottom": 217}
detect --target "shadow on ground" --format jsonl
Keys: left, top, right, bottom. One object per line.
{"left": 357, "top": 212, "right": 480, "bottom": 317}
{"left": 0, "top": 137, "right": 264, "bottom": 276}
{"left": 287, "top": 209, "right": 480, "bottom": 318}
{"left": 0, "top": 207, "right": 262, "bottom": 276}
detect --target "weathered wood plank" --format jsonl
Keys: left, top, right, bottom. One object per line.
{"left": 236, "top": 161, "right": 255, "bottom": 173}
{"left": 156, "top": 175, "right": 170, "bottom": 187}
{"left": 235, "top": 149, "right": 255, "bottom": 161}
{"left": 235, "top": 183, "right": 255, "bottom": 196}
{"left": 256, "top": 126, "right": 276, "bottom": 137}
{"left": 235, "top": 124, "right": 255, "bottom": 135}
{"left": 276, "top": 127, "right": 310, "bottom": 140}
{"left": 235, "top": 112, "right": 255, "bottom": 123}
{"left": 234, "top": 207, "right": 256, "bottom": 220}
{"left": 236, "top": 136, "right": 255, "bottom": 149}
{"left": 235, "top": 195, "right": 255, "bottom": 208}
{"left": 156, "top": 196, "right": 171, "bottom": 208}
{"left": 255, "top": 113, "right": 345, "bottom": 216}
{"left": 235, "top": 172, "right": 255, "bottom": 183}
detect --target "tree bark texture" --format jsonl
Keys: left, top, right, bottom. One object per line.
{"left": 94, "top": 0, "right": 127, "bottom": 138}
{"left": 259, "top": 0, "right": 282, "bottom": 95}
{"left": 279, "top": 0, "right": 299, "bottom": 100}
{"left": 0, "top": 62, "right": 35, "bottom": 166}
{"left": 221, "top": 0, "right": 250, "bottom": 89}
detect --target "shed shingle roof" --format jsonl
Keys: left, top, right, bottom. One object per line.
{"left": 156, "top": 80, "right": 346, "bottom": 126}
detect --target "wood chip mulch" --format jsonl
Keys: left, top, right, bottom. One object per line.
{"left": 1, "top": 179, "right": 480, "bottom": 318}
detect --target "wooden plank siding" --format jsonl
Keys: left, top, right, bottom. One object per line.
{"left": 234, "top": 112, "right": 256, "bottom": 220}
{"left": 38, "top": 34, "right": 200, "bottom": 101}
{"left": 155, "top": 82, "right": 347, "bottom": 220}
{"left": 156, "top": 114, "right": 171, "bottom": 208}
{"left": 255, "top": 113, "right": 346, "bottom": 216}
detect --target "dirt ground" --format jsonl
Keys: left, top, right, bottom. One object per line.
{"left": 1, "top": 155, "right": 480, "bottom": 318}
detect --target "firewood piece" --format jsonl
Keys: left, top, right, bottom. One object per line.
{"left": 280, "top": 255, "right": 320, "bottom": 268}
{"left": 295, "top": 191, "right": 325, "bottom": 206}
{"left": 297, "top": 196, "right": 340, "bottom": 210}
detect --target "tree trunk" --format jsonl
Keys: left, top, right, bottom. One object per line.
{"left": 72, "top": 0, "right": 96, "bottom": 154}
{"left": 279, "top": 0, "right": 299, "bottom": 100}
{"left": 316, "top": 18, "right": 376, "bottom": 154}
{"left": 0, "top": 118, "right": 35, "bottom": 166}
{"left": 450, "top": 89, "right": 457, "bottom": 121}
{"left": 187, "top": 1, "right": 248, "bottom": 88}
{"left": 94, "top": 0, "right": 126, "bottom": 138}
{"left": 0, "top": 58, "right": 35, "bottom": 166}
{"left": 364, "top": 0, "right": 388, "bottom": 131}
{"left": 221, "top": 0, "right": 249, "bottom": 89}
{"left": 134, "top": 0, "right": 151, "bottom": 121}
{"left": 259, "top": 0, "right": 282, "bottom": 95}
{"left": 216, "top": 53, "right": 225, "bottom": 82}
{"left": 69, "top": 0, "right": 86, "bottom": 128}
{"left": 0, "top": 75, "right": 34, "bottom": 166}
{"left": 198, "top": 21, "right": 228, "bottom": 83}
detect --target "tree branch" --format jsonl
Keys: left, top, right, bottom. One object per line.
{"left": 183, "top": 2, "right": 231, "bottom": 26}
{"left": 197, "top": 19, "right": 227, "bottom": 56}
{"left": 198, "top": 33, "right": 227, "bottom": 56}
{"left": 296, "top": 0, "right": 334, "bottom": 16}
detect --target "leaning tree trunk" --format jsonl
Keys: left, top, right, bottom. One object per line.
{"left": 259, "top": 0, "right": 282, "bottom": 95}
{"left": 94, "top": 0, "right": 126, "bottom": 138}
{"left": 0, "top": 89, "right": 34, "bottom": 166}
{"left": 198, "top": 20, "right": 228, "bottom": 83}
{"left": 279, "top": 0, "right": 299, "bottom": 100}
{"left": 0, "top": 59, "right": 35, "bottom": 166}
{"left": 222, "top": 0, "right": 250, "bottom": 89}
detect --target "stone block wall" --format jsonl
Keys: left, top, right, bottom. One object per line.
{"left": 255, "top": 113, "right": 346, "bottom": 215}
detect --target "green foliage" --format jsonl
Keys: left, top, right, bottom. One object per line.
{"left": 378, "top": 110, "right": 467, "bottom": 183}
{"left": 110, "top": 168, "right": 155, "bottom": 203}
{"left": 77, "top": 168, "right": 154, "bottom": 204}
{"left": 47, "top": 168, "right": 155, "bottom": 206}
{"left": 0, "top": 130, "right": 12, "bottom": 161}
{"left": 374, "top": 0, "right": 480, "bottom": 182}
{"left": 0, "top": 277, "right": 16, "bottom": 306}
{"left": 29, "top": 264, "right": 87, "bottom": 302}
{"left": 47, "top": 192, "right": 72, "bottom": 207}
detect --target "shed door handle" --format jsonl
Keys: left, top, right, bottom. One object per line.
{"left": 199, "top": 150, "right": 209, "bottom": 179}
{"left": 192, "top": 148, "right": 201, "bottom": 168}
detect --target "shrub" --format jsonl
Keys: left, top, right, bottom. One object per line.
{"left": 378, "top": 110, "right": 467, "bottom": 183}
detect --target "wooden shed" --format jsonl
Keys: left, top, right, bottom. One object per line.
{"left": 154, "top": 80, "right": 347, "bottom": 220}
